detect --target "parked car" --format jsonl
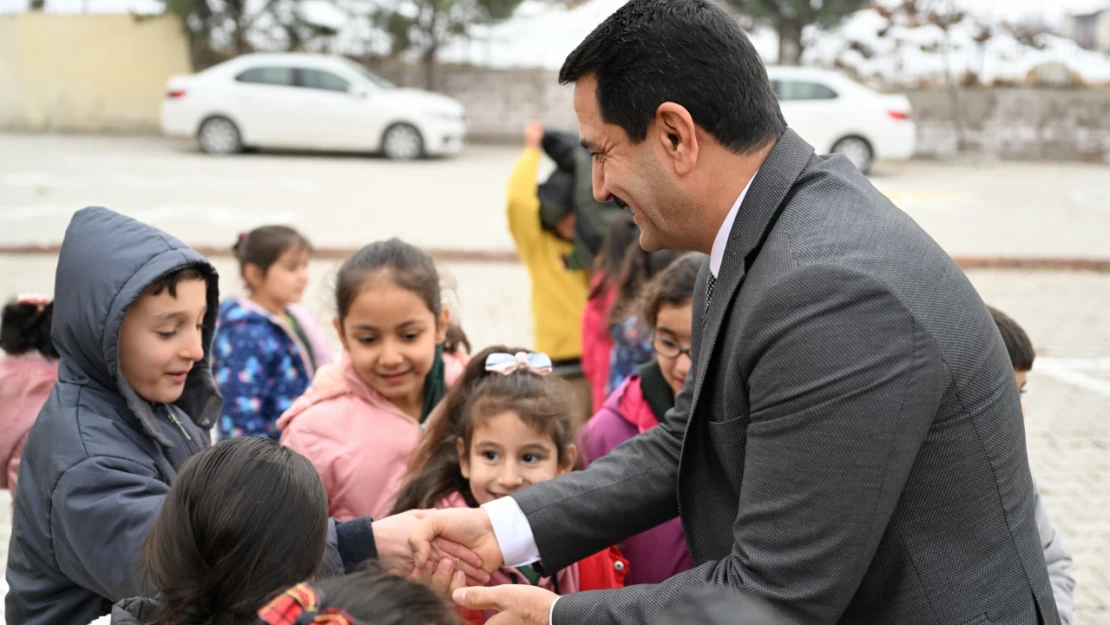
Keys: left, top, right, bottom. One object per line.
{"left": 766, "top": 66, "right": 915, "bottom": 174}
{"left": 161, "top": 53, "right": 467, "bottom": 160}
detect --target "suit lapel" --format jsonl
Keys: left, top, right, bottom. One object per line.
{"left": 687, "top": 129, "right": 816, "bottom": 421}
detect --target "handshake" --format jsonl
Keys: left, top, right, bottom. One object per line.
{"left": 374, "top": 507, "right": 557, "bottom": 625}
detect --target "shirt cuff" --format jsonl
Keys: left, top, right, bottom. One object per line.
{"left": 481, "top": 496, "right": 541, "bottom": 567}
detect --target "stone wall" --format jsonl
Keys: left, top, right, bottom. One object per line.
{"left": 906, "top": 88, "right": 1110, "bottom": 162}
{"left": 380, "top": 63, "right": 1110, "bottom": 161}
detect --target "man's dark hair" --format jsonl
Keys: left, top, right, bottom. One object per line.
{"left": 989, "top": 306, "right": 1035, "bottom": 372}
{"left": 146, "top": 264, "right": 212, "bottom": 298}
{"left": 559, "top": 0, "right": 786, "bottom": 154}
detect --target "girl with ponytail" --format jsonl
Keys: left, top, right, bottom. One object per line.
{"left": 0, "top": 294, "right": 60, "bottom": 494}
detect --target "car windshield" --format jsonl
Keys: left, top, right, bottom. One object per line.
{"left": 341, "top": 59, "right": 395, "bottom": 89}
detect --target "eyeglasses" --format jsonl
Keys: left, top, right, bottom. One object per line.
{"left": 651, "top": 334, "right": 692, "bottom": 360}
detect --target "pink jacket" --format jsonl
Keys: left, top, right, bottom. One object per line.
{"left": 278, "top": 351, "right": 467, "bottom": 520}
{"left": 0, "top": 354, "right": 59, "bottom": 492}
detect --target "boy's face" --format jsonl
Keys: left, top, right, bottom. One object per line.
{"left": 118, "top": 278, "right": 208, "bottom": 404}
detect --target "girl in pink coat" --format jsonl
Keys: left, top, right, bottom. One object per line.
{"left": 279, "top": 239, "right": 470, "bottom": 520}
{"left": 0, "top": 295, "right": 60, "bottom": 494}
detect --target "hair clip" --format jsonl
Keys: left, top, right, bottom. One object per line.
{"left": 16, "top": 293, "right": 50, "bottom": 312}
{"left": 258, "top": 583, "right": 363, "bottom": 625}
{"left": 484, "top": 351, "right": 553, "bottom": 376}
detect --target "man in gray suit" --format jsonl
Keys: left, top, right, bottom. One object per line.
{"left": 410, "top": 1, "right": 1061, "bottom": 623}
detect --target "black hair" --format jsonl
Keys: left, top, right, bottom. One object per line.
{"left": 1, "top": 300, "right": 58, "bottom": 359}
{"left": 232, "top": 226, "right": 313, "bottom": 285}
{"left": 608, "top": 245, "right": 682, "bottom": 327}
{"left": 144, "top": 437, "right": 329, "bottom": 625}
{"left": 989, "top": 306, "right": 1036, "bottom": 372}
{"left": 641, "top": 253, "right": 703, "bottom": 330}
{"left": 392, "top": 345, "right": 575, "bottom": 513}
{"left": 592, "top": 213, "right": 640, "bottom": 292}
{"left": 307, "top": 565, "right": 459, "bottom": 625}
{"left": 559, "top": 0, "right": 786, "bottom": 154}
{"left": 146, "top": 264, "right": 213, "bottom": 298}
{"left": 334, "top": 239, "right": 469, "bottom": 354}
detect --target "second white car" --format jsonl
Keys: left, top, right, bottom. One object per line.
{"left": 767, "top": 66, "right": 916, "bottom": 174}
{"left": 161, "top": 53, "right": 467, "bottom": 160}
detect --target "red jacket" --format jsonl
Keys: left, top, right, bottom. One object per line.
{"left": 582, "top": 273, "right": 617, "bottom": 414}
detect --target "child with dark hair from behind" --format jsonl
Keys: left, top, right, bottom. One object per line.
{"left": 988, "top": 305, "right": 1076, "bottom": 625}
{"left": 214, "top": 226, "right": 333, "bottom": 440}
{"left": 393, "top": 345, "right": 627, "bottom": 624}
{"left": 579, "top": 253, "right": 702, "bottom": 585}
{"left": 88, "top": 436, "right": 331, "bottom": 625}
{"left": 258, "top": 567, "right": 460, "bottom": 625}
{"left": 0, "top": 294, "right": 59, "bottom": 495}
{"left": 581, "top": 214, "right": 640, "bottom": 414}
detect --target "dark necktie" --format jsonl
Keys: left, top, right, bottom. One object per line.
{"left": 704, "top": 273, "right": 717, "bottom": 319}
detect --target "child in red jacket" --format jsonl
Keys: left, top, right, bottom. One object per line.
{"left": 393, "top": 346, "right": 628, "bottom": 624}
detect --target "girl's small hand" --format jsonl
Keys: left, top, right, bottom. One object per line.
{"left": 411, "top": 557, "right": 468, "bottom": 601}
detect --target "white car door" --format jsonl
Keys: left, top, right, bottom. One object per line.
{"left": 230, "top": 66, "right": 305, "bottom": 147}
{"left": 294, "top": 68, "right": 375, "bottom": 151}
{"left": 775, "top": 79, "right": 842, "bottom": 154}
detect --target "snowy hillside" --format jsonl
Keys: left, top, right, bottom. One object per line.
{"left": 3, "top": 0, "right": 1109, "bottom": 86}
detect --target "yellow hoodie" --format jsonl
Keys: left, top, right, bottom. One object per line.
{"left": 507, "top": 147, "right": 590, "bottom": 362}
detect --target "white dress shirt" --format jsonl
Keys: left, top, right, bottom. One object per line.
{"left": 481, "top": 175, "right": 756, "bottom": 624}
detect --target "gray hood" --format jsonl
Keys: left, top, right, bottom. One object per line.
{"left": 52, "top": 206, "right": 222, "bottom": 445}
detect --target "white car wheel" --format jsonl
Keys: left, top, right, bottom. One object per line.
{"left": 382, "top": 124, "right": 424, "bottom": 161}
{"left": 198, "top": 117, "right": 242, "bottom": 155}
{"left": 832, "top": 137, "right": 874, "bottom": 174}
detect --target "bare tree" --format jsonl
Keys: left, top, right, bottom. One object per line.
{"left": 723, "top": 0, "right": 870, "bottom": 65}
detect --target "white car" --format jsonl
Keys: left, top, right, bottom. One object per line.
{"left": 161, "top": 53, "right": 467, "bottom": 160}
{"left": 766, "top": 66, "right": 915, "bottom": 174}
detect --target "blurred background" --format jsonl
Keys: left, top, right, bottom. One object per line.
{"left": 0, "top": 0, "right": 1108, "bottom": 621}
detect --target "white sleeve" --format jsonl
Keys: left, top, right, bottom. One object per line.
{"left": 88, "top": 615, "right": 112, "bottom": 625}
{"left": 481, "top": 496, "right": 541, "bottom": 567}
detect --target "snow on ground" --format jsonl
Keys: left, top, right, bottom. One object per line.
{"left": 804, "top": 7, "right": 1110, "bottom": 87}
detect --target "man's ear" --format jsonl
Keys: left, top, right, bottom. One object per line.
{"left": 558, "top": 443, "right": 579, "bottom": 475}
{"left": 457, "top": 437, "right": 471, "bottom": 479}
{"left": 654, "top": 102, "right": 699, "bottom": 176}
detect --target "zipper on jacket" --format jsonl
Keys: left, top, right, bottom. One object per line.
{"left": 166, "top": 409, "right": 193, "bottom": 444}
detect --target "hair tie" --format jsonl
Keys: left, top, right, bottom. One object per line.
{"left": 16, "top": 293, "right": 50, "bottom": 314}
{"left": 258, "top": 583, "right": 364, "bottom": 625}
{"left": 484, "top": 351, "right": 553, "bottom": 376}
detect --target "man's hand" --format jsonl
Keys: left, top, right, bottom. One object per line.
{"left": 410, "top": 508, "right": 504, "bottom": 575}
{"left": 374, "top": 510, "right": 489, "bottom": 585}
{"left": 453, "top": 585, "right": 556, "bottom": 625}
{"left": 525, "top": 121, "right": 545, "bottom": 150}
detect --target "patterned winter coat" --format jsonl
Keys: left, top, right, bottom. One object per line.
{"left": 213, "top": 296, "right": 333, "bottom": 439}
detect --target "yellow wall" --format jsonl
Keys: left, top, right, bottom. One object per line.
{"left": 0, "top": 13, "right": 191, "bottom": 131}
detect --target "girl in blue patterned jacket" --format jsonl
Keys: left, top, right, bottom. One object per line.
{"left": 213, "top": 227, "right": 333, "bottom": 439}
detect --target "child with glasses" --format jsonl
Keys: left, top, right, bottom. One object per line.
{"left": 577, "top": 253, "right": 705, "bottom": 585}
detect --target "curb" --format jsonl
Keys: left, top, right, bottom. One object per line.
{"left": 1, "top": 245, "right": 1108, "bottom": 272}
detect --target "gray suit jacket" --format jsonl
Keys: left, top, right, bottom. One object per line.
{"left": 512, "top": 130, "right": 1060, "bottom": 625}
